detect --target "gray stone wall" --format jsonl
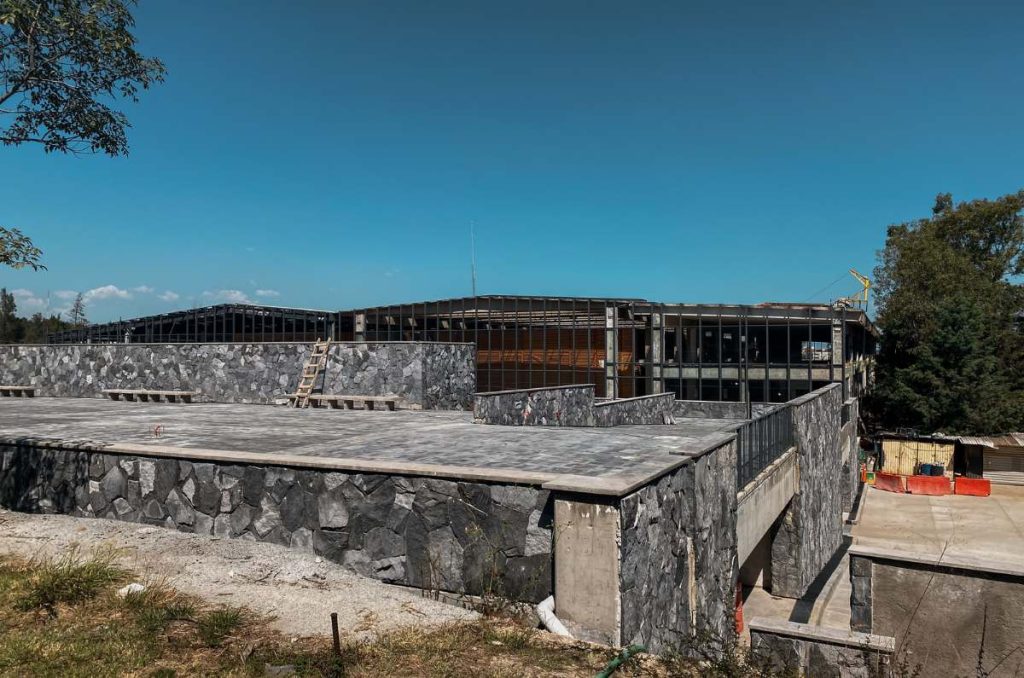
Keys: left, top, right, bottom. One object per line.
{"left": 618, "top": 439, "right": 738, "bottom": 654}
{"left": 473, "top": 385, "right": 596, "bottom": 426}
{"left": 850, "top": 554, "right": 872, "bottom": 633}
{"left": 0, "top": 443, "right": 552, "bottom": 602}
{"left": 671, "top": 400, "right": 773, "bottom": 420}
{"left": 749, "top": 619, "right": 894, "bottom": 678}
{"left": 593, "top": 393, "right": 675, "bottom": 426}
{"left": 851, "top": 551, "right": 1024, "bottom": 678}
{"left": 0, "top": 342, "right": 475, "bottom": 410}
{"left": 770, "top": 384, "right": 844, "bottom": 598}
{"left": 474, "top": 386, "right": 675, "bottom": 427}
{"left": 841, "top": 398, "right": 861, "bottom": 513}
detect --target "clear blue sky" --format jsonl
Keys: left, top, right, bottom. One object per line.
{"left": 3, "top": 0, "right": 1023, "bottom": 322}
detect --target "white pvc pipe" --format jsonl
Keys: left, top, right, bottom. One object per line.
{"left": 536, "top": 595, "right": 572, "bottom": 637}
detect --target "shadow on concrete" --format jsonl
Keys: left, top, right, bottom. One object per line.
{"left": 788, "top": 534, "right": 852, "bottom": 624}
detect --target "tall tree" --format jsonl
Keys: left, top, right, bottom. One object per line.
{"left": 0, "top": 287, "right": 19, "bottom": 342}
{"left": 1, "top": 0, "right": 166, "bottom": 267}
{"left": 67, "top": 291, "right": 87, "bottom": 326}
{"left": 867, "top": 191, "right": 1024, "bottom": 435}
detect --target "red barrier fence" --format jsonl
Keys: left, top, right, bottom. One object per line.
{"left": 954, "top": 476, "right": 991, "bottom": 497}
{"left": 906, "top": 475, "right": 951, "bottom": 496}
{"left": 874, "top": 472, "right": 905, "bottom": 493}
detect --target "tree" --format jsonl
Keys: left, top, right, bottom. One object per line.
{"left": 0, "top": 226, "right": 43, "bottom": 269}
{"left": 1, "top": 0, "right": 166, "bottom": 269}
{"left": 0, "top": 0, "right": 166, "bottom": 155}
{"left": 67, "top": 291, "right": 87, "bottom": 326}
{"left": 0, "top": 287, "right": 19, "bottom": 342}
{"left": 867, "top": 191, "right": 1024, "bottom": 435}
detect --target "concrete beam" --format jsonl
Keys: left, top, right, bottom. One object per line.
{"left": 736, "top": 448, "right": 798, "bottom": 564}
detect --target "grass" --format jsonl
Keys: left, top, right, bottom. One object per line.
{"left": 0, "top": 551, "right": 687, "bottom": 677}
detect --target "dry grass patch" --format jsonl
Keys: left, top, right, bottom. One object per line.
{"left": 0, "top": 551, "right": 686, "bottom": 677}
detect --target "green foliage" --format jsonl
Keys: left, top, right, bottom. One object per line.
{"left": 867, "top": 191, "right": 1024, "bottom": 434}
{"left": 195, "top": 606, "right": 243, "bottom": 647}
{"left": 0, "top": 287, "right": 72, "bottom": 342}
{"left": 16, "top": 547, "right": 123, "bottom": 615}
{"left": 0, "top": 226, "right": 44, "bottom": 270}
{"left": 0, "top": 0, "right": 165, "bottom": 156}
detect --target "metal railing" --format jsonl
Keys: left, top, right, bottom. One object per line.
{"left": 737, "top": 404, "right": 795, "bottom": 490}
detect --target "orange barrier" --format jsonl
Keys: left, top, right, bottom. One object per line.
{"left": 954, "top": 477, "right": 991, "bottom": 497}
{"left": 907, "top": 475, "right": 951, "bottom": 496}
{"left": 873, "top": 472, "right": 905, "bottom": 493}
{"left": 735, "top": 584, "right": 744, "bottom": 634}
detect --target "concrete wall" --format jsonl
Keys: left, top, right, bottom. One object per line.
{"left": 749, "top": 618, "right": 894, "bottom": 677}
{"left": 617, "top": 439, "right": 739, "bottom": 654}
{"left": 736, "top": 449, "right": 798, "bottom": 564}
{"left": 850, "top": 547, "right": 1024, "bottom": 678}
{"left": 0, "top": 342, "right": 476, "bottom": 409}
{"left": 0, "top": 442, "right": 552, "bottom": 601}
{"left": 770, "top": 383, "right": 845, "bottom": 598}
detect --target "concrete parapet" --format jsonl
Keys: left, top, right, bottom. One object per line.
{"left": 748, "top": 618, "right": 894, "bottom": 677}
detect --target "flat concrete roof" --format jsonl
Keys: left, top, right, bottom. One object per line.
{"left": 0, "top": 398, "right": 740, "bottom": 496}
{"left": 853, "top": 484, "right": 1024, "bottom": 574}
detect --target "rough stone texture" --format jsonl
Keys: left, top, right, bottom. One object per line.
{"left": 750, "top": 625, "right": 893, "bottom": 677}
{"left": 618, "top": 439, "right": 738, "bottom": 655}
{"left": 840, "top": 398, "right": 861, "bottom": 513}
{"left": 0, "top": 342, "right": 475, "bottom": 410}
{"left": 474, "top": 386, "right": 675, "bottom": 427}
{"left": 473, "top": 385, "right": 596, "bottom": 426}
{"left": 849, "top": 555, "right": 872, "bottom": 633}
{"left": 671, "top": 400, "right": 774, "bottom": 420}
{"left": 593, "top": 393, "right": 676, "bottom": 427}
{"left": 0, "top": 443, "right": 552, "bottom": 601}
{"left": 865, "top": 555, "right": 1024, "bottom": 678}
{"left": 770, "top": 384, "right": 845, "bottom": 598}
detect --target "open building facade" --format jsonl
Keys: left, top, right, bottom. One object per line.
{"left": 47, "top": 295, "right": 877, "bottom": 404}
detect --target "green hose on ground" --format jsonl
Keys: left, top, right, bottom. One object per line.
{"left": 595, "top": 644, "right": 647, "bottom": 678}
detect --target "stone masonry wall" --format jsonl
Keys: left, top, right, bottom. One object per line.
{"left": 618, "top": 439, "right": 738, "bottom": 654}
{"left": 770, "top": 384, "right": 844, "bottom": 598}
{"left": 593, "top": 393, "right": 676, "bottom": 426}
{"left": 0, "top": 443, "right": 552, "bottom": 602}
{"left": 473, "top": 386, "right": 596, "bottom": 426}
{"left": 0, "top": 342, "right": 475, "bottom": 409}
{"left": 841, "top": 398, "right": 861, "bottom": 513}
{"left": 749, "top": 619, "right": 893, "bottom": 678}
{"left": 672, "top": 400, "right": 773, "bottom": 420}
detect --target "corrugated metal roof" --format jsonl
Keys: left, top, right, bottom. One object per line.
{"left": 957, "top": 436, "right": 997, "bottom": 448}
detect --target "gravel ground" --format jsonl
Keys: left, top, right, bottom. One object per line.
{"left": 0, "top": 510, "right": 478, "bottom": 639}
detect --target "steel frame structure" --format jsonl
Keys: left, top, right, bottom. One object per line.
{"left": 46, "top": 295, "right": 877, "bottom": 403}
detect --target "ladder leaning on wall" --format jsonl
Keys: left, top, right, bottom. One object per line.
{"left": 292, "top": 339, "right": 331, "bottom": 408}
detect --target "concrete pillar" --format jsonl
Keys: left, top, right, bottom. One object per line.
{"left": 647, "top": 313, "right": 663, "bottom": 395}
{"left": 354, "top": 313, "right": 366, "bottom": 342}
{"left": 604, "top": 306, "right": 618, "bottom": 399}
{"left": 553, "top": 498, "right": 621, "bottom": 645}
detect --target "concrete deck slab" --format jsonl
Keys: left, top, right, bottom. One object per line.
{"left": 0, "top": 398, "right": 741, "bottom": 495}
{"left": 853, "top": 484, "right": 1024, "bottom": 568}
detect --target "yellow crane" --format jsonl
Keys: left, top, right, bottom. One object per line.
{"left": 839, "top": 269, "right": 871, "bottom": 309}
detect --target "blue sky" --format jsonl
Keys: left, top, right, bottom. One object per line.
{"left": 2, "top": 0, "right": 1023, "bottom": 322}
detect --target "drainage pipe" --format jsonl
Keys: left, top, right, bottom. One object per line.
{"left": 535, "top": 596, "right": 572, "bottom": 637}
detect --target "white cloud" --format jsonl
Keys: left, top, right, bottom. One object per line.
{"left": 254, "top": 289, "right": 280, "bottom": 298}
{"left": 10, "top": 288, "right": 48, "bottom": 313}
{"left": 132, "top": 285, "right": 155, "bottom": 294}
{"left": 202, "top": 289, "right": 251, "bottom": 304}
{"left": 158, "top": 291, "right": 180, "bottom": 302}
{"left": 54, "top": 290, "right": 78, "bottom": 300}
{"left": 83, "top": 285, "right": 132, "bottom": 303}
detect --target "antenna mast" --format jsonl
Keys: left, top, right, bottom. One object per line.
{"left": 470, "top": 222, "right": 478, "bottom": 297}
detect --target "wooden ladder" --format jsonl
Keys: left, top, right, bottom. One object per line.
{"left": 292, "top": 339, "right": 331, "bottom": 408}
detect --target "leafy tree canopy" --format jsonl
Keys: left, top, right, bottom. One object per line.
{"left": 0, "top": 225, "right": 43, "bottom": 269}
{"left": 867, "top": 191, "right": 1024, "bottom": 435}
{"left": 0, "top": 0, "right": 165, "bottom": 155}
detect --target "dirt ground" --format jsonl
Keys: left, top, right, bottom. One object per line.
{"left": 0, "top": 510, "right": 477, "bottom": 640}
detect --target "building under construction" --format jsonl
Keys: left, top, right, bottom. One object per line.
{"left": 46, "top": 295, "right": 877, "bottom": 403}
